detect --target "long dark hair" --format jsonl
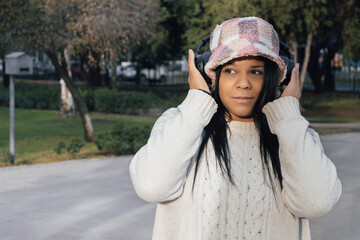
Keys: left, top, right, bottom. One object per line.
{"left": 193, "top": 57, "right": 283, "bottom": 192}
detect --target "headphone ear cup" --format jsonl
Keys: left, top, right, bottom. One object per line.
{"left": 279, "top": 41, "right": 295, "bottom": 87}
{"left": 195, "top": 51, "right": 212, "bottom": 85}
{"left": 280, "top": 55, "right": 295, "bottom": 86}
{"left": 194, "top": 34, "right": 212, "bottom": 86}
{"left": 195, "top": 53, "right": 203, "bottom": 74}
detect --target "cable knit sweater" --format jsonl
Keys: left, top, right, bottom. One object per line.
{"left": 129, "top": 89, "right": 342, "bottom": 240}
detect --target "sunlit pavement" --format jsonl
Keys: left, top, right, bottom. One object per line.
{"left": 0, "top": 132, "right": 359, "bottom": 240}
{"left": 0, "top": 156, "right": 156, "bottom": 240}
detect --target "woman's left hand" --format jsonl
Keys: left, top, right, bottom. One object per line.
{"left": 281, "top": 63, "right": 301, "bottom": 100}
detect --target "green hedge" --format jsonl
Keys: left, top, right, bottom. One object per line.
{"left": 0, "top": 82, "right": 60, "bottom": 110}
{"left": 0, "top": 82, "right": 187, "bottom": 113}
{"left": 95, "top": 122, "right": 152, "bottom": 155}
{"left": 93, "top": 88, "right": 162, "bottom": 114}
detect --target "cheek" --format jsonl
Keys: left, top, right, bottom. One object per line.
{"left": 254, "top": 81, "right": 264, "bottom": 98}
{"left": 218, "top": 74, "right": 233, "bottom": 93}
{"left": 218, "top": 79, "right": 230, "bottom": 104}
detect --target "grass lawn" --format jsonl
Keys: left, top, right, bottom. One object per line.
{"left": 0, "top": 107, "right": 156, "bottom": 166}
{"left": 301, "top": 91, "right": 360, "bottom": 122}
{"left": 301, "top": 91, "right": 360, "bottom": 135}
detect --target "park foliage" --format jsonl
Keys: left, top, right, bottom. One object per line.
{"left": 0, "top": 0, "right": 360, "bottom": 163}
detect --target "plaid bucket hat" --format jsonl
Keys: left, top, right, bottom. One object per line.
{"left": 204, "top": 17, "right": 286, "bottom": 87}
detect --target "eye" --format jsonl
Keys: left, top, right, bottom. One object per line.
{"left": 251, "top": 70, "right": 263, "bottom": 75}
{"left": 223, "top": 68, "right": 236, "bottom": 74}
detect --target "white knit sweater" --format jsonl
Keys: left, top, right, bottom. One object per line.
{"left": 129, "top": 89, "right": 342, "bottom": 240}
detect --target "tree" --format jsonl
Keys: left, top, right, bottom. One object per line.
{"left": 4, "top": 0, "right": 159, "bottom": 142}
{"left": 255, "top": 0, "right": 335, "bottom": 92}
{"left": 180, "top": 0, "right": 345, "bottom": 93}
{"left": 182, "top": 0, "right": 257, "bottom": 52}
{"left": 128, "top": 0, "right": 191, "bottom": 79}
{"left": 0, "top": 1, "right": 23, "bottom": 88}
{"left": 71, "top": 0, "right": 160, "bottom": 89}
{"left": 342, "top": 0, "right": 360, "bottom": 85}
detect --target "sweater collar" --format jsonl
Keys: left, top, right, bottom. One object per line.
{"left": 227, "top": 120, "right": 257, "bottom": 134}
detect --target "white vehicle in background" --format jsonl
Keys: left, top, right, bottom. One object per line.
{"left": 108, "top": 57, "right": 188, "bottom": 84}
{"left": 141, "top": 65, "right": 167, "bottom": 83}
{"left": 144, "top": 57, "right": 188, "bottom": 84}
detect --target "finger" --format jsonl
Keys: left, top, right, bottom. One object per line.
{"left": 290, "top": 63, "right": 301, "bottom": 98}
{"left": 188, "top": 49, "right": 195, "bottom": 71}
{"left": 289, "top": 63, "right": 299, "bottom": 86}
{"left": 188, "top": 49, "right": 202, "bottom": 76}
{"left": 187, "top": 49, "right": 194, "bottom": 85}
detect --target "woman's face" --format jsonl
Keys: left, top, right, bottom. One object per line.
{"left": 219, "top": 57, "right": 264, "bottom": 122}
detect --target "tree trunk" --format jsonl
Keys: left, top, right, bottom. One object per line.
{"left": 111, "top": 60, "right": 117, "bottom": 90}
{"left": 288, "top": 32, "right": 298, "bottom": 64}
{"left": 354, "top": 66, "right": 358, "bottom": 92}
{"left": 46, "top": 49, "right": 94, "bottom": 142}
{"left": 88, "top": 65, "right": 102, "bottom": 88}
{"left": 79, "top": 58, "right": 88, "bottom": 83}
{"left": 59, "top": 79, "right": 77, "bottom": 117}
{"left": 88, "top": 50, "right": 102, "bottom": 88}
{"left": 323, "top": 43, "right": 336, "bottom": 91}
{"left": 58, "top": 48, "right": 78, "bottom": 118}
{"left": 300, "top": 32, "right": 313, "bottom": 91}
{"left": 307, "top": 42, "right": 322, "bottom": 93}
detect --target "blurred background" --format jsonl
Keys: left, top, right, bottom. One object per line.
{"left": 0, "top": 0, "right": 359, "bottom": 165}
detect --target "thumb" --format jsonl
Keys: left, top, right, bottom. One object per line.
{"left": 188, "top": 49, "right": 196, "bottom": 70}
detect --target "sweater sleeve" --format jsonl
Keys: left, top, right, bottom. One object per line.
{"left": 129, "top": 89, "right": 218, "bottom": 203}
{"left": 262, "top": 96, "right": 342, "bottom": 218}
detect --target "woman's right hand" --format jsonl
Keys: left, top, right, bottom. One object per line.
{"left": 188, "top": 49, "right": 210, "bottom": 93}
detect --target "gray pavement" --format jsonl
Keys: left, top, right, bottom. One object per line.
{"left": 0, "top": 156, "right": 156, "bottom": 240}
{"left": 309, "top": 121, "right": 360, "bottom": 130}
{"left": 310, "top": 132, "right": 360, "bottom": 240}
{"left": 0, "top": 132, "right": 359, "bottom": 240}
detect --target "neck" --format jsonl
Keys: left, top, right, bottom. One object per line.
{"left": 225, "top": 113, "right": 254, "bottom": 122}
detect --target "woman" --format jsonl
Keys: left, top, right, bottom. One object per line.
{"left": 129, "top": 17, "right": 342, "bottom": 240}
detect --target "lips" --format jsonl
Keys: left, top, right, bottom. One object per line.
{"left": 232, "top": 96, "right": 254, "bottom": 103}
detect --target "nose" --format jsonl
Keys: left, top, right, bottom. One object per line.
{"left": 236, "top": 73, "right": 251, "bottom": 89}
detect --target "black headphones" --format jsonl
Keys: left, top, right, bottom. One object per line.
{"left": 195, "top": 34, "right": 294, "bottom": 86}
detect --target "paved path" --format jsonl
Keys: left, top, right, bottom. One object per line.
{"left": 310, "top": 132, "right": 360, "bottom": 240}
{"left": 0, "top": 132, "right": 359, "bottom": 240}
{"left": 309, "top": 121, "right": 360, "bottom": 130}
{"left": 0, "top": 156, "right": 156, "bottom": 240}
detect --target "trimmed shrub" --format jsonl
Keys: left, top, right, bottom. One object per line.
{"left": 81, "top": 89, "right": 95, "bottom": 111}
{"left": 95, "top": 122, "right": 152, "bottom": 155}
{"left": 0, "top": 82, "right": 60, "bottom": 110}
{"left": 0, "top": 82, "right": 186, "bottom": 113}
{"left": 94, "top": 88, "right": 162, "bottom": 114}
{"left": 54, "top": 139, "right": 84, "bottom": 155}
{"left": 0, "top": 90, "right": 9, "bottom": 106}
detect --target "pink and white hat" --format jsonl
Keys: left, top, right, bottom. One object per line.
{"left": 204, "top": 17, "right": 286, "bottom": 87}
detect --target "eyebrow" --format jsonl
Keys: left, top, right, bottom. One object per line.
{"left": 249, "top": 65, "right": 265, "bottom": 68}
